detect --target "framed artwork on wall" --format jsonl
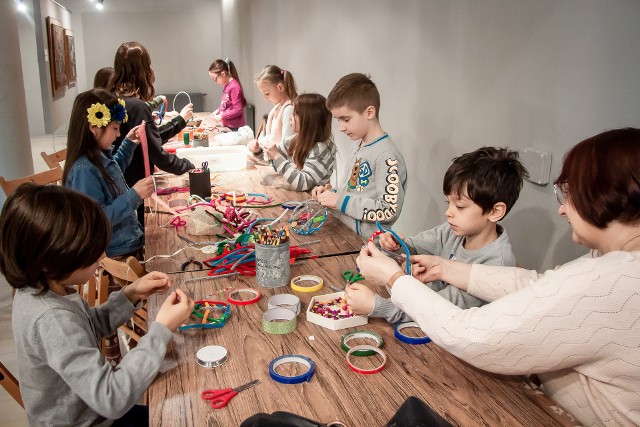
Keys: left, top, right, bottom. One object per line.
{"left": 46, "top": 16, "right": 67, "bottom": 97}
{"left": 64, "top": 29, "right": 77, "bottom": 86}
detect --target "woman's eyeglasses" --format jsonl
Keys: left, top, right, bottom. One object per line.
{"left": 553, "top": 184, "right": 567, "bottom": 205}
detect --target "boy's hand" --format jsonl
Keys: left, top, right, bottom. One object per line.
{"left": 311, "top": 185, "right": 326, "bottom": 199}
{"left": 126, "top": 122, "right": 145, "bottom": 144}
{"left": 124, "top": 271, "right": 172, "bottom": 304}
{"left": 379, "top": 231, "right": 404, "bottom": 251}
{"left": 133, "top": 176, "right": 155, "bottom": 199}
{"left": 316, "top": 189, "right": 338, "bottom": 209}
{"left": 344, "top": 283, "right": 375, "bottom": 315}
{"left": 356, "top": 242, "right": 403, "bottom": 287}
{"left": 155, "top": 289, "right": 195, "bottom": 332}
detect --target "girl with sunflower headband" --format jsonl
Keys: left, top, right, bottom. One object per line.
{"left": 109, "top": 41, "right": 195, "bottom": 226}
{"left": 64, "top": 89, "right": 155, "bottom": 365}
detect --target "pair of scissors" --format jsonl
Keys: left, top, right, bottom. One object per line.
{"left": 155, "top": 102, "right": 165, "bottom": 125}
{"left": 342, "top": 270, "right": 364, "bottom": 284}
{"left": 201, "top": 161, "right": 209, "bottom": 172}
{"left": 201, "top": 379, "right": 260, "bottom": 408}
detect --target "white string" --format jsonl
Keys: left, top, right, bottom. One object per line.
{"left": 173, "top": 91, "right": 192, "bottom": 112}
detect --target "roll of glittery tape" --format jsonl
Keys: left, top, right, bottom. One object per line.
{"left": 345, "top": 345, "right": 387, "bottom": 374}
{"left": 290, "top": 275, "right": 323, "bottom": 293}
{"left": 267, "top": 294, "right": 301, "bottom": 315}
{"left": 269, "top": 355, "right": 315, "bottom": 384}
{"left": 394, "top": 321, "right": 431, "bottom": 345}
{"left": 262, "top": 307, "right": 297, "bottom": 334}
{"left": 341, "top": 330, "right": 384, "bottom": 356}
{"left": 227, "top": 288, "right": 262, "bottom": 305}
{"left": 196, "top": 345, "right": 228, "bottom": 368}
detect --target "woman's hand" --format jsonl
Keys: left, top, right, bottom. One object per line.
{"left": 180, "top": 103, "right": 194, "bottom": 121}
{"left": 124, "top": 271, "right": 172, "bottom": 304}
{"left": 409, "top": 255, "right": 444, "bottom": 283}
{"left": 133, "top": 176, "right": 155, "bottom": 199}
{"left": 155, "top": 289, "right": 195, "bottom": 332}
{"left": 345, "top": 283, "right": 376, "bottom": 315}
{"left": 356, "top": 242, "right": 403, "bottom": 287}
{"left": 126, "top": 122, "right": 146, "bottom": 144}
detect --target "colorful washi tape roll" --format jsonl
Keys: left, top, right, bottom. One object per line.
{"left": 341, "top": 330, "right": 384, "bottom": 356}
{"left": 290, "top": 275, "right": 323, "bottom": 293}
{"left": 394, "top": 321, "right": 431, "bottom": 345}
{"left": 269, "top": 355, "right": 315, "bottom": 384}
{"left": 345, "top": 345, "right": 387, "bottom": 374}
{"left": 267, "top": 294, "right": 301, "bottom": 315}
{"left": 262, "top": 307, "right": 297, "bottom": 334}
{"left": 227, "top": 288, "right": 262, "bottom": 305}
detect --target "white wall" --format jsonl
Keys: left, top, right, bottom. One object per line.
{"left": 238, "top": 0, "right": 640, "bottom": 270}
{"left": 15, "top": 0, "right": 640, "bottom": 270}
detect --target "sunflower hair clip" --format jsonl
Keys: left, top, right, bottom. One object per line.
{"left": 87, "top": 99, "right": 128, "bottom": 127}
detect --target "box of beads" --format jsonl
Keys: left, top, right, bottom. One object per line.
{"left": 306, "top": 292, "right": 368, "bottom": 331}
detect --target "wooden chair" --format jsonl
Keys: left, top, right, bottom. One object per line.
{"left": 99, "top": 257, "right": 148, "bottom": 346}
{"left": 0, "top": 362, "right": 23, "bottom": 408}
{"left": 40, "top": 148, "right": 67, "bottom": 169}
{"left": 0, "top": 166, "right": 63, "bottom": 197}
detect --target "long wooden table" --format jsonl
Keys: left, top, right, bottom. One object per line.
{"left": 144, "top": 138, "right": 578, "bottom": 426}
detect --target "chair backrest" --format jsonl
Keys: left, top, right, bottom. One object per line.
{"left": 40, "top": 148, "right": 67, "bottom": 169}
{"left": 0, "top": 361, "right": 23, "bottom": 408}
{"left": 78, "top": 267, "right": 109, "bottom": 308}
{"left": 99, "top": 256, "right": 146, "bottom": 285}
{"left": 0, "top": 166, "right": 63, "bottom": 197}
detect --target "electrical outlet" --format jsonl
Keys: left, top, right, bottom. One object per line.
{"left": 520, "top": 148, "right": 552, "bottom": 186}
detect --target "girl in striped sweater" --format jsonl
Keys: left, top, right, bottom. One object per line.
{"left": 264, "top": 93, "right": 336, "bottom": 192}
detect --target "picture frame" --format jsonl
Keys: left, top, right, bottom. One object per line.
{"left": 64, "top": 29, "right": 77, "bottom": 86}
{"left": 46, "top": 16, "right": 67, "bottom": 97}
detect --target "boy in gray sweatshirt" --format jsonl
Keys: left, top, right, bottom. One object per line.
{"left": 347, "top": 147, "right": 528, "bottom": 323}
{"left": 312, "top": 73, "right": 407, "bottom": 238}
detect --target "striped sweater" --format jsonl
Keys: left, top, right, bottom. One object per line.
{"left": 391, "top": 250, "right": 640, "bottom": 426}
{"left": 270, "top": 134, "right": 336, "bottom": 192}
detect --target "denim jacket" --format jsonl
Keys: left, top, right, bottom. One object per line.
{"left": 65, "top": 138, "right": 143, "bottom": 256}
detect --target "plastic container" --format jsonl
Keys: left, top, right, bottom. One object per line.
{"left": 175, "top": 146, "right": 248, "bottom": 172}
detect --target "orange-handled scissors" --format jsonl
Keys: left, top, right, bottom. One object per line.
{"left": 201, "top": 379, "right": 260, "bottom": 408}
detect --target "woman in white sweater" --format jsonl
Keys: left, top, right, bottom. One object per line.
{"left": 355, "top": 127, "right": 640, "bottom": 426}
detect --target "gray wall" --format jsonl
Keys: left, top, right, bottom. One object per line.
{"left": 15, "top": 0, "right": 640, "bottom": 271}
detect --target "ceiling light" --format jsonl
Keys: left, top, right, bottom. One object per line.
{"left": 96, "top": 0, "right": 104, "bottom": 10}
{"left": 17, "top": 0, "right": 27, "bottom": 13}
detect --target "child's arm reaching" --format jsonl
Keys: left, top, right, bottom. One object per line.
{"left": 268, "top": 140, "right": 335, "bottom": 191}
{"left": 346, "top": 283, "right": 412, "bottom": 324}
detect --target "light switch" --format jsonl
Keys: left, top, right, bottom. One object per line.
{"left": 520, "top": 148, "right": 552, "bottom": 186}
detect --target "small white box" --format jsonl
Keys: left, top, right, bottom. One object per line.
{"left": 176, "top": 146, "right": 248, "bottom": 172}
{"left": 306, "top": 292, "right": 368, "bottom": 331}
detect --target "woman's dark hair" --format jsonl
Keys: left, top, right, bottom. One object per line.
{"left": 109, "top": 41, "right": 155, "bottom": 101}
{"left": 290, "top": 93, "right": 333, "bottom": 169}
{"left": 63, "top": 89, "right": 121, "bottom": 195}
{"left": 93, "top": 66, "right": 114, "bottom": 89}
{"left": 555, "top": 127, "right": 640, "bottom": 228}
{"left": 443, "top": 147, "right": 529, "bottom": 216}
{"left": 209, "top": 59, "right": 247, "bottom": 106}
{"left": 0, "top": 183, "right": 111, "bottom": 294}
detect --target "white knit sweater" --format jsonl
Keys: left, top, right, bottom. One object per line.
{"left": 391, "top": 250, "right": 640, "bottom": 426}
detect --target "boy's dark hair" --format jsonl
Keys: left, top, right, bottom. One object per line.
{"left": 443, "top": 147, "right": 529, "bottom": 216}
{"left": 0, "top": 183, "right": 111, "bottom": 295}
{"left": 326, "top": 73, "right": 380, "bottom": 117}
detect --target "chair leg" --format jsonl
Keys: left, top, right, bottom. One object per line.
{"left": 0, "top": 362, "right": 24, "bottom": 408}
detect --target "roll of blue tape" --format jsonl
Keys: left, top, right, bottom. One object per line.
{"left": 394, "top": 321, "right": 431, "bottom": 345}
{"left": 269, "top": 355, "right": 315, "bottom": 384}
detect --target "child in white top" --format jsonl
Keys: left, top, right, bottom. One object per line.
{"left": 248, "top": 65, "right": 298, "bottom": 156}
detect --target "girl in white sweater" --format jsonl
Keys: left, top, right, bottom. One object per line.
{"left": 356, "top": 127, "right": 640, "bottom": 426}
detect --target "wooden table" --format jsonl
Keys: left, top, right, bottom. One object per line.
{"left": 144, "top": 139, "right": 578, "bottom": 426}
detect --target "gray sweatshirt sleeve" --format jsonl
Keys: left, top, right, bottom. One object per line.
{"left": 84, "top": 289, "right": 139, "bottom": 340}
{"left": 369, "top": 294, "right": 413, "bottom": 324}
{"left": 272, "top": 139, "right": 336, "bottom": 191}
{"left": 34, "top": 311, "right": 174, "bottom": 420}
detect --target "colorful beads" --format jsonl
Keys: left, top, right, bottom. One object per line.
{"left": 311, "top": 297, "right": 355, "bottom": 319}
